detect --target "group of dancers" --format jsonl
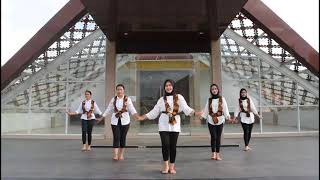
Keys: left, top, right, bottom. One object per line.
{"left": 67, "top": 79, "right": 262, "bottom": 174}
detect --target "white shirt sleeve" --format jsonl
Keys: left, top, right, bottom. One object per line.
{"left": 75, "top": 102, "right": 83, "bottom": 114}
{"left": 146, "top": 98, "right": 161, "bottom": 120}
{"left": 222, "top": 97, "right": 230, "bottom": 119}
{"left": 234, "top": 100, "right": 240, "bottom": 118}
{"left": 94, "top": 102, "right": 102, "bottom": 115}
{"left": 250, "top": 98, "right": 258, "bottom": 115}
{"left": 127, "top": 98, "right": 137, "bottom": 115}
{"left": 178, "top": 94, "right": 194, "bottom": 116}
{"left": 102, "top": 99, "right": 114, "bottom": 117}
{"left": 201, "top": 100, "right": 209, "bottom": 119}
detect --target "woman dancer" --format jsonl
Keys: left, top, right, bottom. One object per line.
{"left": 233, "top": 88, "right": 262, "bottom": 151}
{"left": 137, "top": 79, "right": 201, "bottom": 174}
{"left": 67, "top": 90, "right": 103, "bottom": 151}
{"left": 97, "top": 84, "right": 139, "bottom": 160}
{"left": 201, "top": 84, "right": 231, "bottom": 160}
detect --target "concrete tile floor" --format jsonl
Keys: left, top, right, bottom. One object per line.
{"left": 1, "top": 136, "right": 319, "bottom": 179}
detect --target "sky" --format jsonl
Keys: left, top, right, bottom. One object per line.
{"left": 1, "top": 0, "right": 319, "bottom": 66}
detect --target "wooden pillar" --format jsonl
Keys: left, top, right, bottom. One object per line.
{"left": 192, "top": 60, "right": 201, "bottom": 126}
{"left": 210, "top": 39, "right": 222, "bottom": 88}
{"left": 104, "top": 39, "right": 116, "bottom": 139}
{"left": 210, "top": 38, "right": 224, "bottom": 142}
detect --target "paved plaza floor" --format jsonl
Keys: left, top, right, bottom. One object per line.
{"left": 1, "top": 136, "right": 319, "bottom": 179}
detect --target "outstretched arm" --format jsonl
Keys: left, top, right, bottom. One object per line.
{"left": 135, "top": 114, "right": 148, "bottom": 121}
{"left": 66, "top": 111, "right": 78, "bottom": 116}
{"left": 178, "top": 94, "right": 195, "bottom": 116}
{"left": 222, "top": 97, "right": 231, "bottom": 121}
{"left": 143, "top": 99, "right": 161, "bottom": 120}
{"left": 66, "top": 103, "right": 82, "bottom": 116}
{"left": 250, "top": 99, "right": 263, "bottom": 119}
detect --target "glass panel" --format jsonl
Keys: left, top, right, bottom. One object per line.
{"left": 1, "top": 109, "right": 29, "bottom": 134}
{"left": 29, "top": 108, "right": 66, "bottom": 134}
{"left": 137, "top": 70, "right": 193, "bottom": 135}
{"left": 261, "top": 106, "right": 298, "bottom": 132}
{"left": 297, "top": 85, "right": 319, "bottom": 105}
{"left": 300, "top": 106, "right": 319, "bottom": 131}
{"left": 224, "top": 106, "right": 261, "bottom": 133}
{"left": 222, "top": 56, "right": 259, "bottom": 80}
{"left": 260, "top": 80, "right": 297, "bottom": 106}
{"left": 31, "top": 82, "right": 67, "bottom": 108}
{"left": 3, "top": 89, "right": 30, "bottom": 108}
{"left": 189, "top": 54, "right": 213, "bottom": 135}
{"left": 67, "top": 82, "right": 105, "bottom": 134}
{"left": 260, "top": 62, "right": 287, "bottom": 80}
{"left": 116, "top": 54, "right": 207, "bottom": 136}
{"left": 222, "top": 78, "right": 261, "bottom": 134}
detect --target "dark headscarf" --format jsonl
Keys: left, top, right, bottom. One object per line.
{"left": 163, "top": 79, "right": 175, "bottom": 96}
{"left": 210, "top": 84, "right": 220, "bottom": 99}
{"left": 239, "top": 88, "right": 247, "bottom": 100}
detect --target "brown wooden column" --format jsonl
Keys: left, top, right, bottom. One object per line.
{"left": 210, "top": 39, "right": 222, "bottom": 88}
{"left": 104, "top": 39, "right": 116, "bottom": 139}
{"left": 192, "top": 60, "right": 201, "bottom": 126}
{"left": 210, "top": 38, "right": 224, "bottom": 142}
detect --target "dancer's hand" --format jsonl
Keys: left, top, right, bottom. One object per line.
{"left": 133, "top": 113, "right": 141, "bottom": 121}
{"left": 194, "top": 111, "right": 203, "bottom": 117}
{"left": 66, "top": 111, "right": 72, "bottom": 116}
{"left": 96, "top": 117, "right": 104, "bottom": 124}
{"left": 258, "top": 114, "right": 263, "bottom": 120}
{"left": 136, "top": 115, "right": 146, "bottom": 121}
{"left": 227, "top": 117, "right": 234, "bottom": 124}
{"left": 233, "top": 117, "right": 239, "bottom": 124}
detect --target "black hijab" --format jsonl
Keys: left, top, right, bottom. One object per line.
{"left": 210, "top": 84, "right": 220, "bottom": 99}
{"left": 163, "top": 79, "right": 175, "bottom": 96}
{"left": 239, "top": 88, "right": 248, "bottom": 100}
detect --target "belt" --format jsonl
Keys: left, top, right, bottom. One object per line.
{"left": 161, "top": 111, "right": 184, "bottom": 116}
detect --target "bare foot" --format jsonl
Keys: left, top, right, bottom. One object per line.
{"left": 211, "top": 152, "right": 217, "bottom": 160}
{"left": 81, "top": 144, "right": 87, "bottom": 151}
{"left": 216, "top": 153, "right": 222, "bottom": 161}
{"left": 169, "top": 164, "right": 176, "bottom": 174}
{"left": 244, "top": 146, "right": 251, "bottom": 151}
{"left": 161, "top": 167, "right": 169, "bottom": 174}
{"left": 113, "top": 148, "right": 119, "bottom": 161}
{"left": 118, "top": 148, "right": 125, "bottom": 160}
{"left": 112, "top": 153, "right": 119, "bottom": 161}
{"left": 161, "top": 161, "right": 169, "bottom": 174}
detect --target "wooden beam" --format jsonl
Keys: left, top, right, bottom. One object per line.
{"left": 242, "top": 0, "right": 319, "bottom": 76}
{"left": 1, "top": 0, "right": 87, "bottom": 90}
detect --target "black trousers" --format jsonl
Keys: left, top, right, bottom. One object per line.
{"left": 111, "top": 118, "right": 130, "bottom": 148}
{"left": 241, "top": 122, "right": 254, "bottom": 146}
{"left": 81, "top": 119, "right": 95, "bottom": 145}
{"left": 159, "top": 131, "right": 179, "bottom": 163}
{"left": 208, "top": 123, "right": 223, "bottom": 153}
